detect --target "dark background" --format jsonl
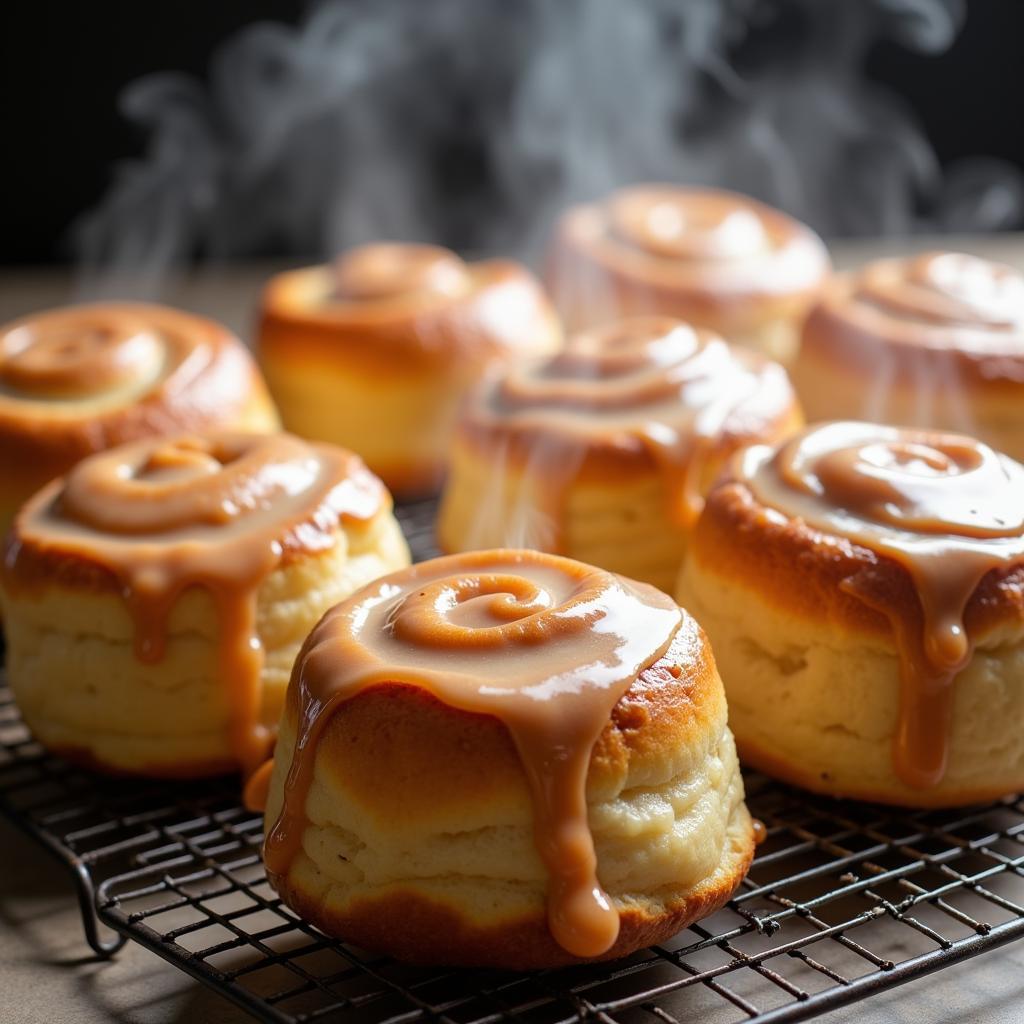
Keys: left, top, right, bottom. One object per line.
{"left": 2, "top": 0, "right": 1022, "bottom": 265}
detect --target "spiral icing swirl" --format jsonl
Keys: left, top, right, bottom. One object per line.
{"left": 742, "top": 421, "right": 1024, "bottom": 787}
{"left": 0, "top": 308, "right": 167, "bottom": 401}
{"left": 264, "top": 550, "right": 682, "bottom": 959}
{"left": 57, "top": 433, "right": 380, "bottom": 537}
{"left": 10, "top": 431, "right": 386, "bottom": 770}
{"left": 0, "top": 307, "right": 174, "bottom": 403}
{"left": 772, "top": 421, "right": 1024, "bottom": 541}
{"left": 552, "top": 186, "right": 829, "bottom": 300}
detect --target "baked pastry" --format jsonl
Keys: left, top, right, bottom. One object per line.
{"left": 0, "top": 432, "right": 409, "bottom": 777}
{"left": 546, "top": 185, "right": 830, "bottom": 361}
{"left": 677, "top": 420, "right": 1024, "bottom": 806}
{"left": 792, "top": 251, "right": 1024, "bottom": 461}
{"left": 0, "top": 302, "right": 279, "bottom": 543}
{"left": 261, "top": 549, "right": 754, "bottom": 968}
{"left": 437, "top": 316, "right": 802, "bottom": 593}
{"left": 256, "top": 243, "right": 561, "bottom": 496}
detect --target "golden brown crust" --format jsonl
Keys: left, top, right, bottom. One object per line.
{"left": 693, "top": 478, "right": 1024, "bottom": 645}
{"left": 272, "top": 816, "right": 754, "bottom": 970}
{"left": 258, "top": 258, "right": 559, "bottom": 372}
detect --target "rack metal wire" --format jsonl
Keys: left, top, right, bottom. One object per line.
{"left": 2, "top": 499, "right": 1024, "bottom": 1023}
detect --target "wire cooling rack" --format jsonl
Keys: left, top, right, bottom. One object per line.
{"left": 2, "top": 499, "right": 1024, "bottom": 1023}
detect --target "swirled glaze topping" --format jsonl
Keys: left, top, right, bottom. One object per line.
{"left": 462, "top": 316, "right": 797, "bottom": 545}
{"left": 333, "top": 243, "right": 471, "bottom": 301}
{"left": 264, "top": 549, "right": 683, "bottom": 959}
{"left": 554, "top": 186, "right": 829, "bottom": 298}
{"left": 0, "top": 307, "right": 172, "bottom": 403}
{"left": 742, "top": 421, "right": 1024, "bottom": 787}
{"left": 820, "top": 252, "right": 1024, "bottom": 351}
{"left": 5, "top": 433, "right": 386, "bottom": 772}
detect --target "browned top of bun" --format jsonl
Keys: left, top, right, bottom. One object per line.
{"left": 694, "top": 475, "right": 1024, "bottom": 643}
{"left": 258, "top": 243, "right": 560, "bottom": 372}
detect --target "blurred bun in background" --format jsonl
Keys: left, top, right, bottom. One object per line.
{"left": 793, "top": 251, "right": 1024, "bottom": 458}
{"left": 546, "top": 185, "right": 830, "bottom": 362}
{"left": 257, "top": 242, "right": 561, "bottom": 497}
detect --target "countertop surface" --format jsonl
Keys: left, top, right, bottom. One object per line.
{"left": 2, "top": 240, "right": 1024, "bottom": 1024}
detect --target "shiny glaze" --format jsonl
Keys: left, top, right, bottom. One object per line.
{"left": 263, "top": 549, "right": 683, "bottom": 959}
{"left": 0, "top": 304, "right": 237, "bottom": 414}
{"left": 4, "top": 433, "right": 385, "bottom": 772}
{"left": 742, "top": 421, "right": 1024, "bottom": 788}
{"left": 459, "top": 316, "right": 797, "bottom": 547}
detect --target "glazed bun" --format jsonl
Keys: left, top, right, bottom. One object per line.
{"left": 0, "top": 432, "right": 409, "bottom": 777}
{"left": 262, "top": 550, "right": 754, "bottom": 968}
{"left": 0, "top": 302, "right": 279, "bottom": 541}
{"left": 257, "top": 243, "right": 561, "bottom": 497}
{"left": 438, "top": 316, "right": 802, "bottom": 593}
{"left": 793, "top": 251, "right": 1024, "bottom": 461}
{"left": 677, "top": 421, "right": 1024, "bottom": 807}
{"left": 547, "top": 185, "right": 830, "bottom": 361}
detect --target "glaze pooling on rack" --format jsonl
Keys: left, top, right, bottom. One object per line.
{"left": 743, "top": 420, "right": 1024, "bottom": 788}
{"left": 263, "top": 548, "right": 683, "bottom": 959}
{"left": 3, "top": 432, "right": 386, "bottom": 772}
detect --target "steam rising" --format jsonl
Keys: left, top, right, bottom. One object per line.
{"left": 74, "top": 0, "right": 1022, "bottom": 292}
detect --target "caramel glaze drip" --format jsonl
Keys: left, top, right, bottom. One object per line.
{"left": 5, "top": 432, "right": 385, "bottom": 773}
{"left": 0, "top": 306, "right": 169, "bottom": 402}
{"left": 263, "top": 549, "right": 682, "bottom": 959}
{"left": 743, "top": 421, "right": 1024, "bottom": 788}
{"left": 832, "top": 252, "right": 1024, "bottom": 348}
{"left": 470, "top": 316, "right": 795, "bottom": 544}
{"left": 332, "top": 243, "right": 471, "bottom": 302}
